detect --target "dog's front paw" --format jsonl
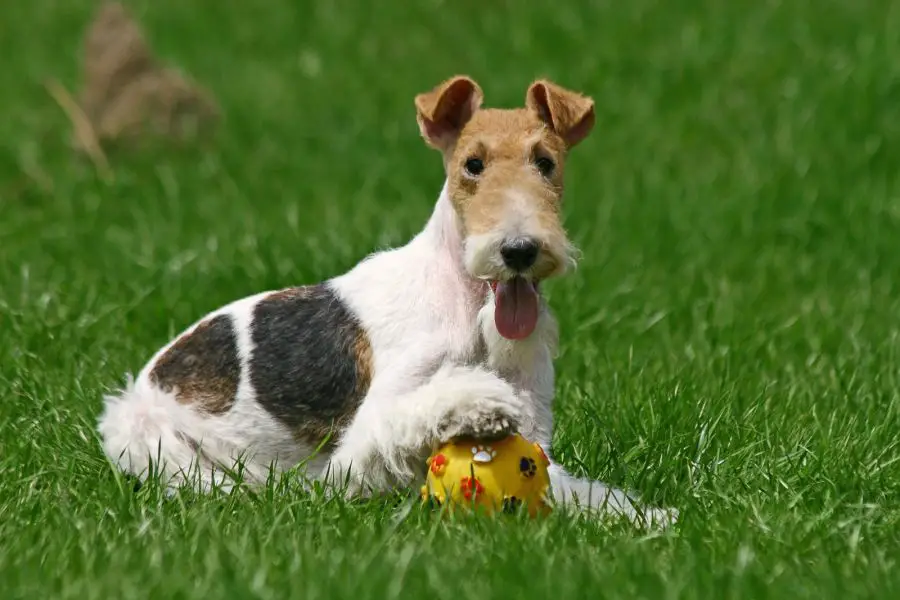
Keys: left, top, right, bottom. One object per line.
{"left": 439, "top": 411, "right": 516, "bottom": 441}
{"left": 434, "top": 367, "right": 526, "bottom": 442}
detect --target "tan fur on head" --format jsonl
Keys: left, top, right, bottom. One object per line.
{"left": 415, "top": 76, "right": 484, "bottom": 154}
{"left": 414, "top": 75, "right": 595, "bottom": 283}
{"left": 525, "top": 80, "right": 595, "bottom": 148}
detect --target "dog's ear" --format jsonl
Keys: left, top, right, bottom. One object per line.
{"left": 526, "top": 79, "right": 595, "bottom": 148}
{"left": 415, "top": 75, "right": 483, "bottom": 151}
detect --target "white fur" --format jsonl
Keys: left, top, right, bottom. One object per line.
{"left": 464, "top": 188, "right": 578, "bottom": 283}
{"left": 97, "top": 179, "right": 676, "bottom": 527}
{"left": 99, "top": 293, "right": 324, "bottom": 491}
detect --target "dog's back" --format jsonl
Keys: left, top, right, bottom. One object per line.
{"left": 98, "top": 284, "right": 371, "bottom": 488}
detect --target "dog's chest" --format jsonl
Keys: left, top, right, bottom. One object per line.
{"left": 437, "top": 308, "right": 513, "bottom": 375}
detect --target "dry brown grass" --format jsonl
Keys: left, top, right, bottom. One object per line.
{"left": 53, "top": 1, "right": 220, "bottom": 170}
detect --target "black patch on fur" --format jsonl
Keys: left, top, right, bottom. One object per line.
{"left": 149, "top": 314, "right": 240, "bottom": 413}
{"left": 249, "top": 284, "right": 373, "bottom": 445}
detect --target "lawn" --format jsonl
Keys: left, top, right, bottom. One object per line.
{"left": 2, "top": 0, "right": 900, "bottom": 597}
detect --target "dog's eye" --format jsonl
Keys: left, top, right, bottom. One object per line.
{"left": 534, "top": 156, "right": 555, "bottom": 177}
{"left": 464, "top": 157, "right": 485, "bottom": 177}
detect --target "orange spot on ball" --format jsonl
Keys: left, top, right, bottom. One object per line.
{"left": 460, "top": 476, "right": 484, "bottom": 500}
{"left": 430, "top": 453, "right": 447, "bottom": 475}
{"left": 533, "top": 443, "right": 550, "bottom": 466}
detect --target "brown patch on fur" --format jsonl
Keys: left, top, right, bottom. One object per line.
{"left": 415, "top": 76, "right": 484, "bottom": 153}
{"left": 414, "top": 75, "right": 595, "bottom": 281}
{"left": 71, "top": 2, "right": 219, "bottom": 152}
{"left": 352, "top": 328, "right": 375, "bottom": 398}
{"left": 525, "top": 80, "right": 596, "bottom": 148}
{"left": 446, "top": 108, "right": 568, "bottom": 237}
{"left": 149, "top": 315, "right": 240, "bottom": 414}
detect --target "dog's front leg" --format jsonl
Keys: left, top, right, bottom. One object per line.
{"left": 482, "top": 313, "right": 677, "bottom": 527}
{"left": 514, "top": 370, "right": 677, "bottom": 526}
{"left": 322, "top": 363, "right": 528, "bottom": 496}
{"left": 519, "top": 380, "right": 677, "bottom": 527}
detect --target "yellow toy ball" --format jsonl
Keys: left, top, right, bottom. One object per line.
{"left": 420, "top": 433, "right": 552, "bottom": 517}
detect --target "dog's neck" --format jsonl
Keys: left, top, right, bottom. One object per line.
{"left": 421, "top": 181, "right": 464, "bottom": 264}
{"left": 404, "top": 180, "right": 557, "bottom": 375}
{"left": 415, "top": 179, "right": 488, "bottom": 323}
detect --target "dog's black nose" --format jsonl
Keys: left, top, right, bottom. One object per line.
{"left": 500, "top": 237, "right": 540, "bottom": 271}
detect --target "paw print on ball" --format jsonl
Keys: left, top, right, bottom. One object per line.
{"left": 519, "top": 456, "right": 538, "bottom": 478}
{"left": 471, "top": 444, "right": 497, "bottom": 463}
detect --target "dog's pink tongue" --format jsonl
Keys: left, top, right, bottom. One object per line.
{"left": 494, "top": 277, "right": 539, "bottom": 340}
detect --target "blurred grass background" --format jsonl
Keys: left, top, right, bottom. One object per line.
{"left": 2, "top": 0, "right": 900, "bottom": 597}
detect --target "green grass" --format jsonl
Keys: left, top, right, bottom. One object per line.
{"left": 3, "top": 0, "right": 900, "bottom": 597}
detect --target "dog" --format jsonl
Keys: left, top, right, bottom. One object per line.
{"left": 97, "top": 75, "right": 676, "bottom": 527}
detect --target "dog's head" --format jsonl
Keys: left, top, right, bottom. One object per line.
{"left": 415, "top": 75, "right": 595, "bottom": 339}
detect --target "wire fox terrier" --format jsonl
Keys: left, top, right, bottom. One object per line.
{"left": 98, "top": 75, "right": 676, "bottom": 526}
